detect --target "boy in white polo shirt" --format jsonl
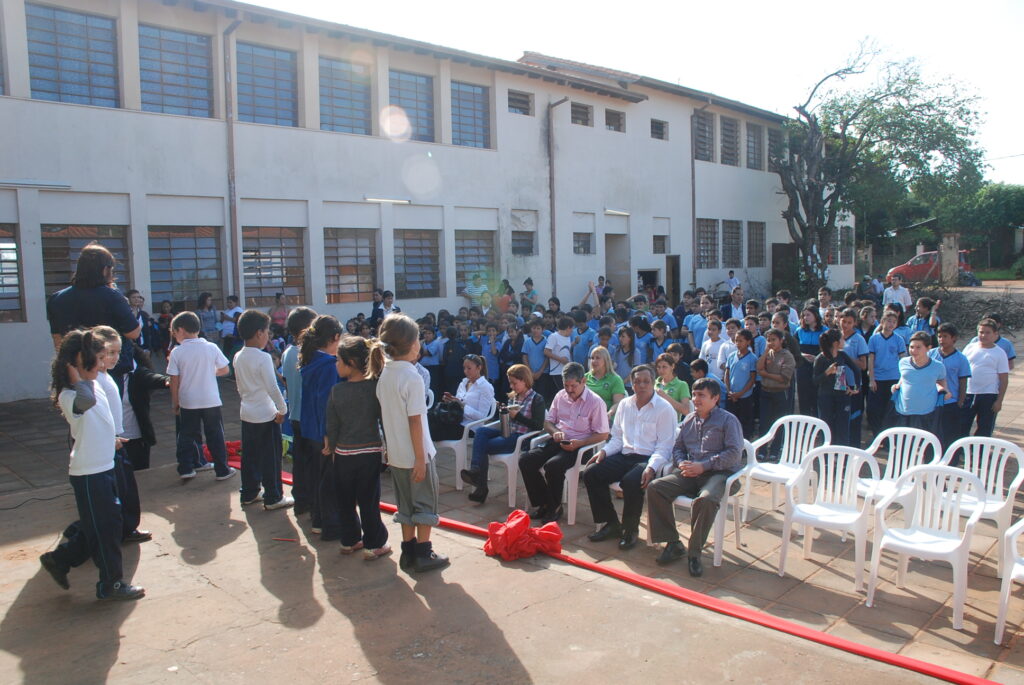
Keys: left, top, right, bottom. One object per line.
{"left": 962, "top": 318, "right": 1010, "bottom": 438}
{"left": 168, "top": 311, "right": 236, "bottom": 482}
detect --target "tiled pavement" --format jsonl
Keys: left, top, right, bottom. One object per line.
{"left": 3, "top": 356, "right": 1024, "bottom": 682}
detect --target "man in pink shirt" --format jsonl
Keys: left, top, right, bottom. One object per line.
{"left": 518, "top": 362, "right": 610, "bottom": 523}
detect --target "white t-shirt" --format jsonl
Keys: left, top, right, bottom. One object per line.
{"left": 716, "top": 340, "right": 737, "bottom": 376}
{"left": 97, "top": 371, "right": 123, "bottom": 436}
{"left": 221, "top": 306, "right": 243, "bottom": 336}
{"left": 167, "top": 337, "right": 229, "bottom": 409}
{"left": 964, "top": 342, "right": 1009, "bottom": 395}
{"left": 700, "top": 337, "right": 725, "bottom": 366}
{"left": 376, "top": 359, "right": 436, "bottom": 468}
{"left": 233, "top": 346, "right": 287, "bottom": 423}
{"left": 883, "top": 285, "right": 913, "bottom": 310}
{"left": 545, "top": 331, "right": 572, "bottom": 375}
{"left": 59, "top": 382, "right": 116, "bottom": 476}
{"left": 121, "top": 388, "right": 142, "bottom": 440}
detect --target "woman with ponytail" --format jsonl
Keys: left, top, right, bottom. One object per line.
{"left": 299, "top": 315, "right": 344, "bottom": 539}
{"left": 40, "top": 330, "right": 145, "bottom": 601}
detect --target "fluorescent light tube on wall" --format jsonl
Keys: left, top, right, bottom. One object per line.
{"left": 364, "top": 196, "right": 411, "bottom": 204}
{"left": 604, "top": 208, "right": 630, "bottom": 216}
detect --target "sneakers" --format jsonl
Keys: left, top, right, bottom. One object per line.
{"left": 180, "top": 470, "right": 197, "bottom": 481}
{"left": 195, "top": 463, "right": 215, "bottom": 473}
{"left": 412, "top": 541, "right": 450, "bottom": 573}
{"left": 310, "top": 526, "right": 323, "bottom": 535}
{"left": 215, "top": 467, "right": 237, "bottom": 481}
{"left": 399, "top": 539, "right": 416, "bottom": 571}
{"left": 97, "top": 581, "right": 145, "bottom": 601}
{"left": 363, "top": 544, "right": 392, "bottom": 561}
{"left": 339, "top": 541, "right": 365, "bottom": 554}
{"left": 123, "top": 530, "right": 153, "bottom": 544}
{"left": 241, "top": 493, "right": 264, "bottom": 506}
{"left": 264, "top": 496, "right": 294, "bottom": 511}
{"left": 40, "top": 552, "right": 69, "bottom": 590}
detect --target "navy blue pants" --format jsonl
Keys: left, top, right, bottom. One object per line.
{"left": 759, "top": 389, "right": 789, "bottom": 457}
{"left": 52, "top": 468, "right": 124, "bottom": 592}
{"left": 290, "top": 420, "right": 315, "bottom": 513}
{"left": 114, "top": 451, "right": 141, "bottom": 538}
{"left": 818, "top": 391, "right": 851, "bottom": 445}
{"left": 797, "top": 364, "right": 818, "bottom": 417}
{"left": 963, "top": 393, "right": 998, "bottom": 438}
{"left": 867, "top": 379, "right": 897, "bottom": 435}
{"left": 176, "top": 406, "right": 230, "bottom": 476}
{"left": 240, "top": 420, "right": 284, "bottom": 505}
{"left": 938, "top": 403, "right": 967, "bottom": 455}
{"left": 583, "top": 452, "right": 649, "bottom": 531}
{"left": 331, "top": 451, "right": 388, "bottom": 549}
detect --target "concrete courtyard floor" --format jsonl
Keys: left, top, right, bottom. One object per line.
{"left": 3, "top": 351, "right": 1024, "bottom": 682}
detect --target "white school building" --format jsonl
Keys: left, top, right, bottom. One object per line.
{"left": 0, "top": 0, "right": 854, "bottom": 402}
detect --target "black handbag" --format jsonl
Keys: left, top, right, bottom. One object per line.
{"left": 429, "top": 399, "right": 464, "bottom": 426}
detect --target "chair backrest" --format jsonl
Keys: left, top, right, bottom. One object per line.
{"left": 794, "top": 446, "right": 879, "bottom": 509}
{"left": 888, "top": 465, "right": 985, "bottom": 536}
{"left": 942, "top": 437, "right": 1024, "bottom": 503}
{"left": 740, "top": 439, "right": 755, "bottom": 471}
{"left": 426, "top": 389, "right": 435, "bottom": 409}
{"left": 772, "top": 416, "right": 831, "bottom": 465}
{"left": 866, "top": 427, "right": 942, "bottom": 481}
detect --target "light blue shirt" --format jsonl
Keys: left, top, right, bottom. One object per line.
{"left": 894, "top": 357, "right": 945, "bottom": 416}
{"left": 611, "top": 345, "right": 637, "bottom": 384}
{"left": 420, "top": 337, "right": 444, "bottom": 367}
{"left": 906, "top": 314, "right": 939, "bottom": 336}
{"left": 654, "top": 312, "right": 678, "bottom": 330}
{"left": 281, "top": 345, "right": 303, "bottom": 422}
{"left": 572, "top": 327, "right": 598, "bottom": 366}
{"left": 843, "top": 331, "right": 869, "bottom": 362}
{"left": 522, "top": 336, "right": 548, "bottom": 373}
{"left": 480, "top": 334, "right": 501, "bottom": 381}
{"left": 868, "top": 331, "right": 907, "bottom": 381}
{"left": 689, "top": 316, "right": 708, "bottom": 349}
{"left": 929, "top": 348, "right": 971, "bottom": 405}
{"left": 726, "top": 351, "right": 758, "bottom": 399}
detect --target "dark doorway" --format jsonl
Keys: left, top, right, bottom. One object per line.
{"left": 665, "top": 255, "right": 680, "bottom": 305}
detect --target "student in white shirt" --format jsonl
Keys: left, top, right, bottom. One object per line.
{"left": 544, "top": 316, "right": 574, "bottom": 397}
{"left": 700, "top": 320, "right": 725, "bottom": 368}
{"left": 962, "top": 318, "right": 1010, "bottom": 437}
{"left": 220, "top": 295, "right": 244, "bottom": 357}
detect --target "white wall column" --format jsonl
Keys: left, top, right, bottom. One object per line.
{"left": 307, "top": 199, "right": 326, "bottom": 306}
{"left": 441, "top": 204, "right": 456, "bottom": 298}
{"left": 378, "top": 202, "right": 395, "bottom": 292}
{"left": 299, "top": 31, "right": 319, "bottom": 130}
{"left": 127, "top": 191, "right": 149, "bottom": 298}
{"left": 118, "top": 0, "right": 142, "bottom": 110}
{"left": 372, "top": 46, "right": 389, "bottom": 137}
{"left": 438, "top": 59, "right": 452, "bottom": 145}
{"left": 1, "top": 0, "right": 29, "bottom": 97}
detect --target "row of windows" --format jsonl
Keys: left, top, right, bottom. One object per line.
{"left": 694, "top": 110, "right": 781, "bottom": 172}
{"left": 695, "top": 219, "right": 767, "bottom": 270}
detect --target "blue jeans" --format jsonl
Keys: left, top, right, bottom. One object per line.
{"left": 176, "top": 406, "right": 230, "bottom": 476}
{"left": 470, "top": 425, "right": 519, "bottom": 480}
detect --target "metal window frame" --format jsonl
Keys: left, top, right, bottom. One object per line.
{"left": 570, "top": 101, "right": 592, "bottom": 126}
{"left": 605, "top": 109, "right": 625, "bottom": 132}
{"left": 653, "top": 234, "right": 668, "bottom": 254}
{"left": 650, "top": 118, "right": 668, "bottom": 140}
{"left": 389, "top": 69, "right": 435, "bottom": 142}
{"left": 746, "top": 122, "right": 764, "bottom": 170}
{"left": 720, "top": 116, "right": 740, "bottom": 167}
{"left": 236, "top": 41, "right": 298, "bottom": 127}
{"left": 511, "top": 230, "right": 536, "bottom": 256}
{"left": 394, "top": 229, "right": 440, "bottom": 299}
{"left": 319, "top": 56, "right": 371, "bottom": 135}
{"left": 324, "top": 227, "right": 377, "bottom": 303}
{"left": 747, "top": 221, "right": 766, "bottom": 268}
{"left": 41, "top": 224, "right": 131, "bottom": 297}
{"left": 451, "top": 80, "right": 490, "bottom": 148}
{"left": 241, "top": 226, "right": 307, "bottom": 306}
{"left": 696, "top": 218, "right": 718, "bottom": 269}
{"left": 693, "top": 110, "right": 714, "bottom": 162}
{"left": 0, "top": 223, "right": 25, "bottom": 322}
{"left": 722, "top": 220, "right": 743, "bottom": 268}
{"left": 454, "top": 229, "right": 496, "bottom": 291}
{"left": 572, "top": 232, "right": 594, "bottom": 254}
{"left": 138, "top": 23, "right": 213, "bottom": 118}
{"left": 507, "top": 89, "right": 533, "bottom": 116}
{"left": 147, "top": 225, "right": 222, "bottom": 310}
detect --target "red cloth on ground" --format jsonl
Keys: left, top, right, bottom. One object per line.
{"left": 483, "top": 509, "right": 563, "bottom": 561}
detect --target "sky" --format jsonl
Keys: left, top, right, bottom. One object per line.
{"left": 245, "top": 0, "right": 1024, "bottom": 185}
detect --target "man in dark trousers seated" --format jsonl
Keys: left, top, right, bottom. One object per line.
{"left": 582, "top": 365, "right": 676, "bottom": 550}
{"left": 646, "top": 378, "right": 744, "bottom": 577}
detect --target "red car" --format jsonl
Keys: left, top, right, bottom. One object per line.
{"left": 887, "top": 250, "right": 972, "bottom": 283}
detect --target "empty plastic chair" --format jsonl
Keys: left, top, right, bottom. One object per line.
{"left": 861, "top": 427, "right": 942, "bottom": 524}
{"left": 437, "top": 399, "right": 497, "bottom": 491}
{"left": 743, "top": 415, "right": 831, "bottom": 522}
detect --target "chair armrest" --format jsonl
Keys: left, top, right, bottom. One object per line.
{"left": 515, "top": 430, "right": 543, "bottom": 452}
{"left": 530, "top": 434, "right": 551, "bottom": 450}
{"left": 574, "top": 441, "right": 606, "bottom": 470}
{"left": 464, "top": 415, "right": 491, "bottom": 432}
{"left": 482, "top": 420, "right": 500, "bottom": 431}
{"left": 750, "top": 427, "right": 778, "bottom": 452}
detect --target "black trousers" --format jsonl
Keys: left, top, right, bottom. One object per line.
{"left": 331, "top": 451, "right": 388, "bottom": 549}
{"left": 240, "top": 420, "right": 284, "bottom": 505}
{"left": 867, "top": 379, "right": 897, "bottom": 435}
{"left": 582, "top": 452, "right": 649, "bottom": 531}
{"left": 727, "top": 395, "right": 755, "bottom": 439}
{"left": 290, "top": 420, "right": 315, "bottom": 513}
{"left": 519, "top": 440, "right": 579, "bottom": 511}
{"left": 123, "top": 438, "right": 151, "bottom": 471}
{"left": 52, "top": 468, "right": 124, "bottom": 591}
{"left": 113, "top": 451, "right": 141, "bottom": 539}
{"left": 796, "top": 364, "right": 817, "bottom": 417}
{"left": 963, "top": 393, "right": 998, "bottom": 438}
{"left": 818, "top": 391, "right": 851, "bottom": 446}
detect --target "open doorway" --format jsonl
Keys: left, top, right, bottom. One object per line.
{"left": 604, "top": 235, "right": 630, "bottom": 299}
{"left": 665, "top": 255, "right": 680, "bottom": 305}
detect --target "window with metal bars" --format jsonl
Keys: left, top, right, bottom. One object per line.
{"left": 747, "top": 221, "right": 766, "bottom": 268}
{"left": 389, "top": 70, "right": 434, "bottom": 142}
{"left": 573, "top": 232, "right": 594, "bottom": 255}
{"left": 42, "top": 225, "right": 131, "bottom": 298}
{"left": 722, "top": 220, "right": 743, "bottom": 267}
{"left": 696, "top": 219, "right": 718, "bottom": 269}
{"left": 26, "top": 3, "right": 119, "bottom": 108}
{"left": 768, "top": 128, "right": 783, "bottom": 173}
{"left": 650, "top": 119, "right": 668, "bottom": 140}
{"left": 653, "top": 235, "right": 668, "bottom": 254}
{"left": 319, "top": 56, "right": 371, "bottom": 135}
{"left": 242, "top": 227, "right": 306, "bottom": 306}
{"left": 720, "top": 117, "right": 740, "bottom": 166}
{"left": 148, "top": 226, "right": 222, "bottom": 310}
{"left": 605, "top": 109, "right": 625, "bottom": 132}
{"left": 839, "top": 225, "right": 854, "bottom": 265}
{"left": 236, "top": 42, "right": 297, "bottom": 127}
{"left": 138, "top": 24, "right": 212, "bottom": 118}
{"left": 455, "top": 230, "right": 495, "bottom": 292}
{"left": 395, "top": 229, "right": 440, "bottom": 298}
{"left": 507, "top": 90, "right": 533, "bottom": 116}
{"left": 451, "top": 81, "right": 490, "bottom": 148}
{"left": 511, "top": 231, "right": 535, "bottom": 256}
{"left": 571, "top": 102, "right": 592, "bottom": 126}
{"left": 0, "top": 225, "right": 23, "bottom": 322}
{"left": 746, "top": 123, "right": 764, "bottom": 170}
{"left": 324, "top": 228, "right": 376, "bottom": 304}
{"left": 693, "top": 110, "right": 714, "bottom": 161}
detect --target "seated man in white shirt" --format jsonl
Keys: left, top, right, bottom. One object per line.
{"left": 582, "top": 365, "right": 677, "bottom": 550}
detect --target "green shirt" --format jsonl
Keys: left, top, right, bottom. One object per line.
{"left": 656, "top": 377, "right": 691, "bottom": 420}
{"left": 585, "top": 371, "right": 626, "bottom": 409}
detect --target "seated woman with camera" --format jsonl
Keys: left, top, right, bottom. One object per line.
{"left": 428, "top": 354, "right": 495, "bottom": 441}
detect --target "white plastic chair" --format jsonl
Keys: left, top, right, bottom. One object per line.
{"left": 941, "top": 437, "right": 1024, "bottom": 578}
{"left": 426, "top": 388, "right": 435, "bottom": 409}
{"left": 479, "top": 421, "right": 544, "bottom": 507}
{"left": 866, "top": 465, "right": 985, "bottom": 630}
{"left": 742, "top": 416, "right": 831, "bottom": 523}
{"left": 779, "top": 446, "right": 880, "bottom": 591}
{"left": 995, "top": 518, "right": 1024, "bottom": 644}
{"left": 672, "top": 439, "right": 755, "bottom": 567}
{"left": 437, "top": 399, "right": 497, "bottom": 491}
{"left": 531, "top": 434, "right": 605, "bottom": 526}
{"left": 861, "top": 428, "right": 942, "bottom": 523}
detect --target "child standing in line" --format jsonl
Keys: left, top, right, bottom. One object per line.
{"left": 930, "top": 323, "right": 972, "bottom": 452}
{"left": 281, "top": 307, "right": 318, "bottom": 515}
{"left": 323, "top": 336, "right": 390, "bottom": 559}
{"left": 962, "top": 318, "right": 1010, "bottom": 438}
{"left": 168, "top": 312, "right": 236, "bottom": 483}
{"left": 234, "top": 309, "right": 292, "bottom": 511}
{"left": 813, "top": 329, "right": 860, "bottom": 446}
{"left": 40, "top": 330, "right": 144, "bottom": 601}
{"left": 419, "top": 325, "right": 444, "bottom": 399}
{"left": 373, "top": 313, "right": 449, "bottom": 573}
{"left": 543, "top": 316, "right": 574, "bottom": 398}
{"left": 867, "top": 311, "right": 907, "bottom": 435}
{"left": 724, "top": 329, "right": 758, "bottom": 439}
{"left": 299, "top": 315, "right": 344, "bottom": 539}
{"left": 891, "top": 331, "right": 950, "bottom": 433}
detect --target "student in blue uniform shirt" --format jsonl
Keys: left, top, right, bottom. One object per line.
{"left": 967, "top": 312, "right": 1016, "bottom": 370}
{"left": 521, "top": 319, "right": 549, "bottom": 386}
{"left": 612, "top": 327, "right": 642, "bottom": 391}
{"left": 795, "top": 308, "right": 827, "bottom": 417}
{"left": 690, "top": 358, "right": 727, "bottom": 408}
{"left": 571, "top": 310, "right": 597, "bottom": 366}
{"left": 838, "top": 308, "right": 869, "bottom": 447}
{"left": 630, "top": 316, "right": 654, "bottom": 363}
{"left": 419, "top": 325, "right": 445, "bottom": 399}
{"left": 886, "top": 303, "right": 912, "bottom": 344}
{"left": 651, "top": 300, "right": 678, "bottom": 333}
{"left": 649, "top": 320, "right": 673, "bottom": 359}
{"left": 724, "top": 330, "right": 759, "bottom": 438}
{"left": 929, "top": 323, "right": 971, "bottom": 451}
{"left": 906, "top": 297, "right": 941, "bottom": 337}
{"left": 892, "top": 331, "right": 950, "bottom": 433}
{"left": 867, "top": 311, "right": 907, "bottom": 435}
{"left": 744, "top": 316, "right": 766, "bottom": 357}
{"left": 479, "top": 322, "right": 503, "bottom": 386}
